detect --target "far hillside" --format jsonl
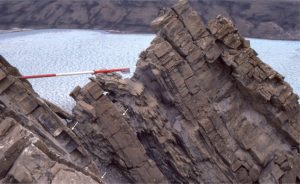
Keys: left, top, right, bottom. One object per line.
{"left": 0, "top": 0, "right": 299, "bottom": 40}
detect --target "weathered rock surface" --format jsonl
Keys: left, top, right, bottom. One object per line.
{"left": 0, "top": 0, "right": 299, "bottom": 40}
{"left": 0, "top": 55, "right": 102, "bottom": 183}
{"left": 0, "top": 0, "right": 300, "bottom": 183}
{"left": 71, "top": 0, "right": 300, "bottom": 183}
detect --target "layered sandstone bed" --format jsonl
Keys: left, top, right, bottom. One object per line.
{"left": 0, "top": 56, "right": 103, "bottom": 183}
{"left": 0, "top": 0, "right": 299, "bottom": 40}
{"left": 1, "top": 0, "right": 300, "bottom": 183}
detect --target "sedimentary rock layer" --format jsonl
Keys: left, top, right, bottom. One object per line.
{"left": 0, "top": 56, "right": 102, "bottom": 183}
{"left": 71, "top": 0, "right": 300, "bottom": 183}
{"left": 0, "top": 0, "right": 299, "bottom": 183}
{"left": 0, "top": 0, "right": 299, "bottom": 40}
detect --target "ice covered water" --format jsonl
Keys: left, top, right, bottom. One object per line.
{"left": 250, "top": 38, "right": 300, "bottom": 98}
{"left": 0, "top": 29, "right": 299, "bottom": 111}
{"left": 0, "top": 30, "right": 155, "bottom": 111}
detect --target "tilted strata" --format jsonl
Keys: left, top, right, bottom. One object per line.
{"left": 0, "top": 0, "right": 300, "bottom": 183}
{"left": 71, "top": 0, "right": 300, "bottom": 183}
{"left": 0, "top": 56, "right": 102, "bottom": 183}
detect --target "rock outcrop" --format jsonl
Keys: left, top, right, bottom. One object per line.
{"left": 0, "top": 0, "right": 299, "bottom": 40}
{"left": 0, "top": 55, "right": 102, "bottom": 183}
{"left": 71, "top": 0, "right": 300, "bottom": 183}
{"left": 0, "top": 0, "right": 300, "bottom": 183}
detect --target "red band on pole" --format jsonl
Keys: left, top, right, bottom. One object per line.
{"left": 93, "top": 68, "right": 130, "bottom": 74}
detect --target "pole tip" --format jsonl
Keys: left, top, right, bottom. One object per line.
{"left": 121, "top": 68, "right": 130, "bottom": 74}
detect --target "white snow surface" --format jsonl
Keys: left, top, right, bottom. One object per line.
{"left": 0, "top": 29, "right": 299, "bottom": 111}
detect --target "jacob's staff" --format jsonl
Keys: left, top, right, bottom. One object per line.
{"left": 19, "top": 68, "right": 130, "bottom": 79}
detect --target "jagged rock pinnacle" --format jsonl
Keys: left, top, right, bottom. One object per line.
{"left": 72, "top": 0, "right": 299, "bottom": 183}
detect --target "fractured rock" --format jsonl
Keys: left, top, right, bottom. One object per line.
{"left": 0, "top": 56, "right": 103, "bottom": 183}
{"left": 70, "top": 0, "right": 300, "bottom": 183}
{"left": 0, "top": 0, "right": 299, "bottom": 183}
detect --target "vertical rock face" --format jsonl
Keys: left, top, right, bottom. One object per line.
{"left": 70, "top": 80, "right": 167, "bottom": 183}
{"left": 0, "top": 56, "right": 102, "bottom": 183}
{"left": 71, "top": 0, "right": 300, "bottom": 183}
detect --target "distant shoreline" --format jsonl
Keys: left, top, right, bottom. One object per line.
{"left": 0, "top": 28, "right": 33, "bottom": 34}
{"left": 1, "top": 28, "right": 300, "bottom": 42}
{"left": 0, "top": 28, "right": 156, "bottom": 36}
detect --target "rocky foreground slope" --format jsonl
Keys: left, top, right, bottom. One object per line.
{"left": 1, "top": 0, "right": 300, "bottom": 183}
{"left": 0, "top": 0, "right": 299, "bottom": 40}
{"left": 0, "top": 56, "right": 103, "bottom": 183}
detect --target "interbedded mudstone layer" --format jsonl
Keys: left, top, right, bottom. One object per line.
{"left": 72, "top": 0, "right": 300, "bottom": 183}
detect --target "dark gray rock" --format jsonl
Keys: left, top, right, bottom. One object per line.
{"left": 0, "top": 0, "right": 299, "bottom": 40}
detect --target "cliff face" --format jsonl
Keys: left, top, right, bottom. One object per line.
{"left": 0, "top": 0, "right": 299, "bottom": 40}
{"left": 0, "top": 0, "right": 300, "bottom": 183}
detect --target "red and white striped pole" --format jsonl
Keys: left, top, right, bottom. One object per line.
{"left": 19, "top": 68, "right": 130, "bottom": 79}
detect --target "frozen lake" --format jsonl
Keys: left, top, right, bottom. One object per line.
{"left": 0, "top": 30, "right": 154, "bottom": 111}
{"left": 0, "top": 29, "right": 299, "bottom": 111}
